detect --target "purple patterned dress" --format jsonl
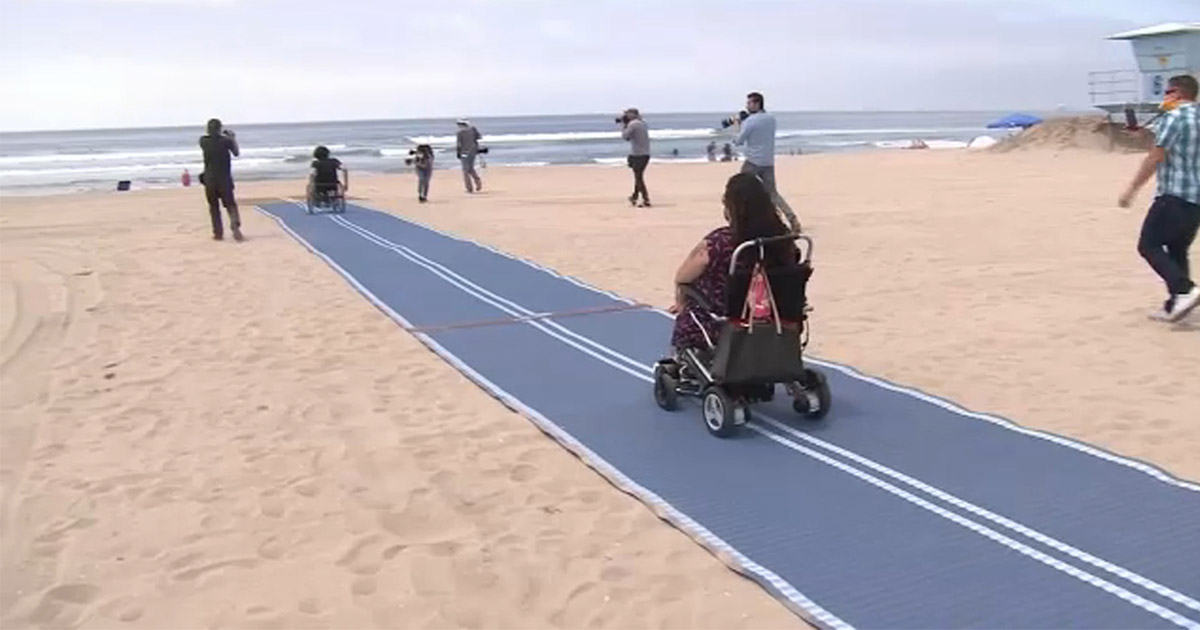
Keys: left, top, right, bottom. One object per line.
{"left": 671, "top": 226, "right": 735, "bottom": 350}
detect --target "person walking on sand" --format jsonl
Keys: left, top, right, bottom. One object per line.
{"left": 620, "top": 107, "right": 651, "bottom": 207}
{"left": 1119, "top": 74, "right": 1200, "bottom": 323}
{"left": 733, "top": 92, "right": 801, "bottom": 233}
{"left": 198, "top": 118, "right": 242, "bottom": 241}
{"left": 456, "top": 119, "right": 483, "bottom": 193}
{"left": 412, "top": 144, "right": 434, "bottom": 203}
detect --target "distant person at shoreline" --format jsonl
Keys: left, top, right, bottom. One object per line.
{"left": 733, "top": 92, "right": 801, "bottom": 233}
{"left": 456, "top": 119, "right": 483, "bottom": 193}
{"left": 706, "top": 141, "right": 717, "bottom": 162}
{"left": 721, "top": 143, "right": 734, "bottom": 162}
{"left": 1118, "top": 74, "right": 1200, "bottom": 322}
{"left": 198, "top": 118, "right": 242, "bottom": 241}
{"left": 412, "top": 144, "right": 434, "bottom": 203}
{"left": 620, "top": 107, "right": 651, "bottom": 207}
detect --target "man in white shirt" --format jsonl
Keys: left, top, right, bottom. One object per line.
{"left": 734, "top": 92, "right": 800, "bottom": 232}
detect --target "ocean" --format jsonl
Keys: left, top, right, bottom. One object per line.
{"left": 0, "top": 111, "right": 1051, "bottom": 196}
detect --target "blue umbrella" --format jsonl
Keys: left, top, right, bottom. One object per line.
{"left": 986, "top": 113, "right": 1043, "bottom": 129}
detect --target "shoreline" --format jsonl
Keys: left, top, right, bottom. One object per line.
{"left": 0, "top": 148, "right": 978, "bottom": 199}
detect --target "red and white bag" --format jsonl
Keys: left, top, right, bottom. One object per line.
{"left": 742, "top": 262, "right": 782, "bottom": 334}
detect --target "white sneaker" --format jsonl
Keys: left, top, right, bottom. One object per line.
{"left": 1168, "top": 286, "right": 1200, "bottom": 322}
{"left": 1149, "top": 307, "right": 1174, "bottom": 322}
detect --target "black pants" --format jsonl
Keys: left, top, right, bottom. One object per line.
{"left": 628, "top": 154, "right": 650, "bottom": 203}
{"left": 205, "top": 183, "right": 241, "bottom": 237}
{"left": 1138, "top": 194, "right": 1200, "bottom": 295}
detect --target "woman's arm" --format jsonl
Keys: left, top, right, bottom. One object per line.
{"left": 668, "top": 238, "right": 710, "bottom": 313}
{"left": 674, "top": 238, "right": 710, "bottom": 285}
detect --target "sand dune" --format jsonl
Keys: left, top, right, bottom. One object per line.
{"left": 989, "top": 115, "right": 1154, "bottom": 153}
{"left": 2, "top": 150, "right": 1197, "bottom": 629}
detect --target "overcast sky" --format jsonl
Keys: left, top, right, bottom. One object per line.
{"left": 0, "top": 0, "right": 1193, "bottom": 131}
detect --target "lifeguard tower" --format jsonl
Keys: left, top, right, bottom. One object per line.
{"left": 1089, "top": 22, "right": 1200, "bottom": 128}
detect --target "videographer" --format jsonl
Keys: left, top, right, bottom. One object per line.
{"left": 729, "top": 92, "right": 800, "bottom": 232}
{"left": 411, "top": 144, "right": 434, "bottom": 203}
{"left": 198, "top": 118, "right": 243, "bottom": 241}
{"left": 456, "top": 119, "right": 483, "bottom": 193}
{"left": 619, "top": 108, "right": 651, "bottom": 207}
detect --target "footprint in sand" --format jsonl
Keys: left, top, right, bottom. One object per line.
{"left": 172, "top": 558, "right": 260, "bottom": 582}
{"left": 509, "top": 464, "right": 537, "bottom": 483}
{"left": 27, "top": 583, "right": 101, "bottom": 628}
{"left": 118, "top": 607, "right": 144, "bottom": 622}
{"left": 291, "top": 479, "right": 320, "bottom": 498}
{"left": 351, "top": 577, "right": 377, "bottom": 597}
{"left": 259, "top": 493, "right": 286, "bottom": 518}
{"left": 337, "top": 535, "right": 408, "bottom": 576}
{"left": 257, "top": 537, "right": 286, "bottom": 561}
{"left": 297, "top": 597, "right": 321, "bottom": 616}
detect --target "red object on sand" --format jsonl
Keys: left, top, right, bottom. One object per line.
{"left": 182, "top": 170, "right": 191, "bottom": 187}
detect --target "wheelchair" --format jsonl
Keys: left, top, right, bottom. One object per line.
{"left": 652, "top": 233, "right": 832, "bottom": 438}
{"left": 306, "top": 181, "right": 346, "bottom": 215}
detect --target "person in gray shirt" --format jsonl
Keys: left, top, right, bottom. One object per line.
{"left": 620, "top": 108, "right": 651, "bottom": 207}
{"left": 456, "top": 119, "right": 483, "bottom": 193}
{"left": 733, "top": 92, "right": 800, "bottom": 232}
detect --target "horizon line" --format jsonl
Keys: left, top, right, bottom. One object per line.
{"left": 0, "top": 107, "right": 1095, "bottom": 135}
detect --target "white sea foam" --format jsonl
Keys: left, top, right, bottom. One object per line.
{"left": 405, "top": 128, "right": 720, "bottom": 146}
{"left": 0, "top": 157, "right": 287, "bottom": 179}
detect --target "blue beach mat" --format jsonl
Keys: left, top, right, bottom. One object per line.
{"left": 257, "top": 200, "right": 1200, "bottom": 630}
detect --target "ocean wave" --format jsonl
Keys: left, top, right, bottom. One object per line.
{"left": 807, "top": 140, "right": 874, "bottom": 148}
{"left": 0, "top": 157, "right": 288, "bottom": 178}
{"left": 591, "top": 156, "right": 715, "bottom": 165}
{"left": 777, "top": 126, "right": 982, "bottom": 138}
{"left": 379, "top": 147, "right": 415, "bottom": 158}
{"left": 872, "top": 140, "right": 969, "bottom": 150}
{"left": 0, "top": 144, "right": 347, "bottom": 167}
{"left": 653, "top": 157, "right": 713, "bottom": 164}
{"left": 405, "top": 128, "right": 719, "bottom": 146}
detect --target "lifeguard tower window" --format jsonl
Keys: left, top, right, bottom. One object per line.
{"left": 1089, "top": 22, "right": 1200, "bottom": 128}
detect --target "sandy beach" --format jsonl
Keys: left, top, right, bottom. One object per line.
{"left": 2, "top": 149, "right": 1198, "bottom": 629}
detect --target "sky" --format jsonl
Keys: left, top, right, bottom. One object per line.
{"left": 0, "top": 0, "right": 1194, "bottom": 132}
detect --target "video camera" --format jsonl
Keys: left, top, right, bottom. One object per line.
{"left": 453, "top": 146, "right": 490, "bottom": 159}
{"left": 720, "top": 110, "right": 750, "bottom": 129}
{"left": 404, "top": 144, "right": 433, "bottom": 166}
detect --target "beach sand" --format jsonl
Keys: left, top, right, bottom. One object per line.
{"left": 2, "top": 150, "right": 1197, "bottom": 629}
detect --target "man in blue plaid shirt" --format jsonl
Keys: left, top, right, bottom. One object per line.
{"left": 1119, "top": 74, "right": 1200, "bottom": 322}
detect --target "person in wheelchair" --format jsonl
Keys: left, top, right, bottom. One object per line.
{"left": 308, "top": 145, "right": 348, "bottom": 203}
{"left": 667, "top": 171, "right": 796, "bottom": 358}
{"left": 656, "top": 172, "right": 827, "bottom": 434}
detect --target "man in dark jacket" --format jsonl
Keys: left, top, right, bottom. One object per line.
{"left": 456, "top": 119, "right": 483, "bottom": 193}
{"left": 199, "top": 118, "right": 242, "bottom": 241}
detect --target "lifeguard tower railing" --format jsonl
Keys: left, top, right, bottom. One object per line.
{"left": 1088, "top": 69, "right": 1163, "bottom": 131}
{"left": 1088, "top": 70, "right": 1140, "bottom": 108}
